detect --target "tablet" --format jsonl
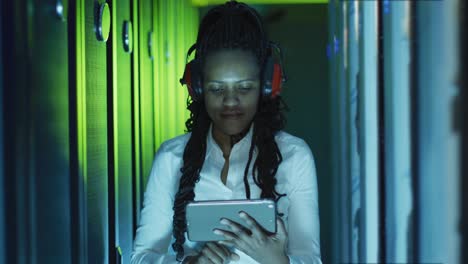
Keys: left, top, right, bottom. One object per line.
{"left": 186, "top": 199, "right": 277, "bottom": 242}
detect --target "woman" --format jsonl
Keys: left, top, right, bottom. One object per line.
{"left": 131, "top": 1, "right": 321, "bottom": 263}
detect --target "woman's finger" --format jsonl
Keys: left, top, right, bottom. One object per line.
{"left": 196, "top": 254, "right": 215, "bottom": 264}
{"left": 238, "top": 211, "right": 268, "bottom": 238}
{"left": 276, "top": 217, "right": 288, "bottom": 239}
{"left": 217, "top": 240, "right": 236, "bottom": 250}
{"left": 220, "top": 218, "right": 252, "bottom": 240}
{"left": 213, "top": 228, "right": 239, "bottom": 241}
{"left": 217, "top": 240, "right": 243, "bottom": 260}
{"left": 229, "top": 251, "right": 240, "bottom": 261}
{"left": 200, "top": 244, "right": 223, "bottom": 264}
{"left": 214, "top": 228, "right": 248, "bottom": 253}
{"left": 206, "top": 242, "right": 230, "bottom": 260}
{"left": 215, "top": 241, "right": 240, "bottom": 261}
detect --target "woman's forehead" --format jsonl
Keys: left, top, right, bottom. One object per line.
{"left": 203, "top": 49, "right": 260, "bottom": 81}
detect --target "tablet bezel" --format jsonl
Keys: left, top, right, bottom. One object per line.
{"left": 185, "top": 199, "right": 277, "bottom": 242}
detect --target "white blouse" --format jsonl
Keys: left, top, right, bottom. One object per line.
{"left": 131, "top": 125, "right": 322, "bottom": 264}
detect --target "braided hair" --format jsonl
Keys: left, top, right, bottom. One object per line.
{"left": 171, "top": 1, "right": 288, "bottom": 261}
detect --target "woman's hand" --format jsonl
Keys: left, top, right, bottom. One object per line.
{"left": 213, "top": 212, "right": 290, "bottom": 264}
{"left": 184, "top": 242, "right": 240, "bottom": 264}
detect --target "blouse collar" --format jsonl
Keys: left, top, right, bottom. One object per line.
{"left": 206, "top": 122, "right": 254, "bottom": 165}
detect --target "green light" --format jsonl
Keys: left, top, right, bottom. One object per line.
{"left": 153, "top": 0, "right": 198, "bottom": 151}
{"left": 76, "top": 0, "right": 87, "bottom": 185}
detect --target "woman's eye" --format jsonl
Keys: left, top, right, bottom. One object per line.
{"left": 208, "top": 87, "right": 223, "bottom": 93}
{"left": 238, "top": 86, "right": 253, "bottom": 92}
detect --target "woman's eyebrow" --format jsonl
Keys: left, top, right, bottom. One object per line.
{"left": 205, "top": 79, "right": 258, "bottom": 84}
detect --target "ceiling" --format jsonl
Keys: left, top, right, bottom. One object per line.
{"left": 191, "top": 0, "right": 328, "bottom": 6}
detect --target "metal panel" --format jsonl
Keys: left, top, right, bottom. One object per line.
{"left": 2, "top": 0, "right": 31, "bottom": 262}
{"left": 111, "top": 0, "right": 134, "bottom": 262}
{"left": 382, "top": 2, "right": 412, "bottom": 262}
{"left": 83, "top": 0, "right": 109, "bottom": 262}
{"left": 345, "top": 1, "right": 361, "bottom": 262}
{"left": 461, "top": 2, "right": 468, "bottom": 263}
{"left": 0, "top": 1, "right": 4, "bottom": 262}
{"left": 29, "top": 0, "right": 72, "bottom": 262}
{"left": 139, "top": 0, "right": 155, "bottom": 189}
{"left": 132, "top": 0, "right": 142, "bottom": 229}
{"left": 416, "top": 0, "right": 461, "bottom": 262}
{"left": 72, "top": 1, "right": 89, "bottom": 262}
{"left": 2, "top": 0, "right": 73, "bottom": 263}
{"left": 338, "top": 2, "right": 350, "bottom": 261}
{"left": 327, "top": 2, "right": 340, "bottom": 263}
{"left": 358, "top": 1, "right": 379, "bottom": 262}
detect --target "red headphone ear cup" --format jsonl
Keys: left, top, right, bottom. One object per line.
{"left": 182, "top": 63, "right": 196, "bottom": 98}
{"left": 271, "top": 63, "right": 282, "bottom": 98}
{"left": 262, "top": 56, "right": 274, "bottom": 98}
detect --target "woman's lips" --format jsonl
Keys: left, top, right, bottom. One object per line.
{"left": 220, "top": 112, "right": 243, "bottom": 119}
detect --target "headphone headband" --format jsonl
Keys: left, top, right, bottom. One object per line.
{"left": 185, "top": 43, "right": 197, "bottom": 61}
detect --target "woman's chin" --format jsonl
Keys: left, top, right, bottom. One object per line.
{"left": 221, "top": 128, "right": 245, "bottom": 137}
{"left": 214, "top": 123, "right": 250, "bottom": 138}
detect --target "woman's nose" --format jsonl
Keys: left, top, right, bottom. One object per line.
{"left": 222, "top": 88, "right": 240, "bottom": 106}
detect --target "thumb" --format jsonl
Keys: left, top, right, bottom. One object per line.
{"left": 276, "top": 217, "right": 288, "bottom": 238}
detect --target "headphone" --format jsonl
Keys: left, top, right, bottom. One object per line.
{"left": 179, "top": 42, "right": 287, "bottom": 101}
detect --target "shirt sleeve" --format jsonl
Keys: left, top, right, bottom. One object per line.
{"left": 286, "top": 141, "right": 322, "bottom": 264}
{"left": 131, "top": 144, "right": 196, "bottom": 264}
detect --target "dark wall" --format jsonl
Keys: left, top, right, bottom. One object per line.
{"left": 0, "top": 0, "right": 4, "bottom": 262}
{"left": 263, "top": 4, "right": 331, "bottom": 263}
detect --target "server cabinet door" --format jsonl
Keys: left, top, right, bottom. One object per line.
{"left": 110, "top": 0, "right": 134, "bottom": 262}
{"left": 2, "top": 0, "right": 72, "bottom": 263}
{"left": 29, "top": 0, "right": 72, "bottom": 262}
{"left": 80, "top": 0, "right": 110, "bottom": 262}
{"left": 0, "top": 1, "right": 5, "bottom": 263}
{"left": 138, "top": 0, "right": 155, "bottom": 189}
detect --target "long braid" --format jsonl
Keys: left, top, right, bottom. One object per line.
{"left": 243, "top": 135, "right": 256, "bottom": 199}
{"left": 248, "top": 97, "right": 288, "bottom": 202}
{"left": 172, "top": 1, "right": 288, "bottom": 261}
{"left": 172, "top": 100, "right": 210, "bottom": 261}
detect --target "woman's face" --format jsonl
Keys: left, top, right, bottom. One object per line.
{"left": 203, "top": 49, "right": 261, "bottom": 137}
